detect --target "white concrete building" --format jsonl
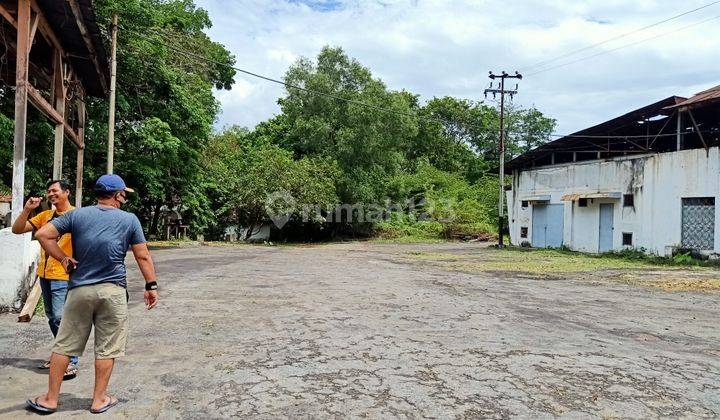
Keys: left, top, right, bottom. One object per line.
{"left": 506, "top": 86, "right": 720, "bottom": 256}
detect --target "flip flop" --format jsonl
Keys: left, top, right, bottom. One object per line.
{"left": 63, "top": 364, "right": 78, "bottom": 381}
{"left": 38, "top": 360, "right": 51, "bottom": 370}
{"left": 26, "top": 397, "right": 57, "bottom": 414}
{"left": 90, "top": 396, "right": 118, "bottom": 414}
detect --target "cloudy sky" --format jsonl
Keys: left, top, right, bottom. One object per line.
{"left": 196, "top": 0, "right": 719, "bottom": 135}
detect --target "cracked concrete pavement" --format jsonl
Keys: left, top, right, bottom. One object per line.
{"left": 1, "top": 242, "right": 719, "bottom": 418}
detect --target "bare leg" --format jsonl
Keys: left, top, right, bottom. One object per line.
{"left": 35, "top": 352, "right": 70, "bottom": 409}
{"left": 91, "top": 358, "right": 115, "bottom": 410}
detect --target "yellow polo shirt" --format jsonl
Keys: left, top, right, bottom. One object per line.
{"left": 29, "top": 207, "right": 74, "bottom": 281}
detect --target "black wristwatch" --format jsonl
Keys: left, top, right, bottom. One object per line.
{"left": 145, "top": 281, "right": 158, "bottom": 291}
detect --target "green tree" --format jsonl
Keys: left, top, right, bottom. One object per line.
{"left": 199, "top": 126, "right": 339, "bottom": 240}
{"left": 85, "top": 0, "right": 236, "bottom": 235}
{"left": 505, "top": 106, "right": 556, "bottom": 156}
{"left": 278, "top": 46, "right": 418, "bottom": 204}
{"left": 411, "top": 97, "right": 556, "bottom": 171}
{"left": 411, "top": 96, "right": 494, "bottom": 181}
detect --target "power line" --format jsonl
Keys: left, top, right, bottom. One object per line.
{"left": 525, "top": 13, "right": 720, "bottom": 77}
{"left": 132, "top": 28, "right": 436, "bottom": 121}
{"left": 519, "top": 0, "right": 720, "bottom": 73}
{"left": 125, "top": 27, "right": 524, "bottom": 137}
{"left": 121, "top": 27, "right": 712, "bottom": 141}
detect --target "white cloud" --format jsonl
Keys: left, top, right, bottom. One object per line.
{"left": 266, "top": 48, "right": 298, "bottom": 63}
{"left": 198, "top": 0, "right": 720, "bottom": 135}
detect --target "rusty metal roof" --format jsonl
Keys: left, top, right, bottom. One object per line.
{"left": 36, "top": 0, "right": 109, "bottom": 97}
{"left": 1, "top": 0, "right": 109, "bottom": 97}
{"left": 505, "top": 96, "right": 686, "bottom": 172}
{"left": 665, "top": 84, "right": 720, "bottom": 111}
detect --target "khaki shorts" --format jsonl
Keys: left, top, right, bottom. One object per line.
{"left": 53, "top": 283, "right": 128, "bottom": 359}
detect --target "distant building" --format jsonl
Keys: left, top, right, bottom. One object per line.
{"left": 506, "top": 85, "right": 720, "bottom": 256}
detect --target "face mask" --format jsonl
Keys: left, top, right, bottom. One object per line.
{"left": 115, "top": 192, "right": 127, "bottom": 205}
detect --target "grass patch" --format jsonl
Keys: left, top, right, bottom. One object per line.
{"left": 601, "top": 248, "right": 720, "bottom": 268}
{"left": 404, "top": 246, "right": 720, "bottom": 292}
{"left": 406, "top": 247, "right": 718, "bottom": 274}
{"left": 407, "top": 248, "right": 671, "bottom": 273}
{"left": 371, "top": 219, "right": 495, "bottom": 244}
{"left": 611, "top": 273, "right": 720, "bottom": 292}
{"left": 373, "top": 220, "right": 444, "bottom": 241}
{"left": 370, "top": 235, "right": 449, "bottom": 244}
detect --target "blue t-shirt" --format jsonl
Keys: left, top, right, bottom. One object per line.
{"left": 51, "top": 205, "right": 146, "bottom": 289}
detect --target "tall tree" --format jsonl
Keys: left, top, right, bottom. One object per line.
{"left": 278, "top": 46, "right": 418, "bottom": 204}
{"left": 86, "top": 0, "right": 236, "bottom": 235}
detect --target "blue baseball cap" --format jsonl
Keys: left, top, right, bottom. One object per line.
{"left": 94, "top": 174, "right": 135, "bottom": 193}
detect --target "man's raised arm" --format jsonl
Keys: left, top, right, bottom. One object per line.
{"left": 11, "top": 197, "right": 42, "bottom": 234}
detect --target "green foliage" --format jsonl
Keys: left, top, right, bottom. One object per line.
{"left": 0, "top": 6, "right": 556, "bottom": 244}
{"left": 597, "top": 248, "right": 720, "bottom": 268}
{"left": 277, "top": 46, "right": 419, "bottom": 204}
{"left": 375, "top": 216, "right": 444, "bottom": 242}
{"left": 383, "top": 161, "right": 497, "bottom": 239}
{"left": 197, "top": 126, "right": 339, "bottom": 238}
{"left": 0, "top": 0, "right": 235, "bottom": 238}
{"left": 505, "top": 106, "right": 556, "bottom": 156}
{"left": 672, "top": 252, "right": 695, "bottom": 265}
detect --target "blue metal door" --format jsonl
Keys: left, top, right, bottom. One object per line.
{"left": 532, "top": 204, "right": 564, "bottom": 248}
{"left": 599, "top": 203, "right": 614, "bottom": 252}
{"left": 545, "top": 204, "right": 564, "bottom": 248}
{"left": 531, "top": 205, "right": 547, "bottom": 247}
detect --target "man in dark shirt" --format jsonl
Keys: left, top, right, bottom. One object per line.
{"left": 26, "top": 174, "right": 159, "bottom": 415}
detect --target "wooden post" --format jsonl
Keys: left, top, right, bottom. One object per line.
{"left": 52, "top": 49, "right": 65, "bottom": 179}
{"left": 76, "top": 96, "right": 85, "bottom": 207}
{"left": 106, "top": 13, "right": 118, "bottom": 174}
{"left": 11, "top": 0, "right": 31, "bottom": 222}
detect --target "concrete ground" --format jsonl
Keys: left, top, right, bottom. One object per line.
{"left": 0, "top": 242, "right": 719, "bottom": 419}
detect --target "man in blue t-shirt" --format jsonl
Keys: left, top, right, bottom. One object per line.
{"left": 26, "top": 174, "right": 159, "bottom": 415}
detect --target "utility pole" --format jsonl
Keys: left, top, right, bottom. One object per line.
{"left": 107, "top": 13, "right": 118, "bottom": 174}
{"left": 484, "top": 71, "right": 522, "bottom": 248}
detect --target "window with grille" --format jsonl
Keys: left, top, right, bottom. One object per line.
{"left": 681, "top": 198, "right": 715, "bottom": 250}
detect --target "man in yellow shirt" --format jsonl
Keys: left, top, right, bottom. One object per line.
{"left": 12, "top": 180, "right": 79, "bottom": 379}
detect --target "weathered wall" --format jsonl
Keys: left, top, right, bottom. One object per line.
{"left": 508, "top": 147, "right": 720, "bottom": 255}
{"left": 0, "top": 229, "right": 40, "bottom": 308}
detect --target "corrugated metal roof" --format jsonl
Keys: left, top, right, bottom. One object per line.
{"left": 665, "top": 84, "right": 720, "bottom": 110}
{"left": 505, "top": 96, "right": 685, "bottom": 172}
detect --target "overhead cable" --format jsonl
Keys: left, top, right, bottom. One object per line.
{"left": 519, "top": 1, "right": 720, "bottom": 73}
{"left": 123, "top": 27, "right": 713, "bottom": 141}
